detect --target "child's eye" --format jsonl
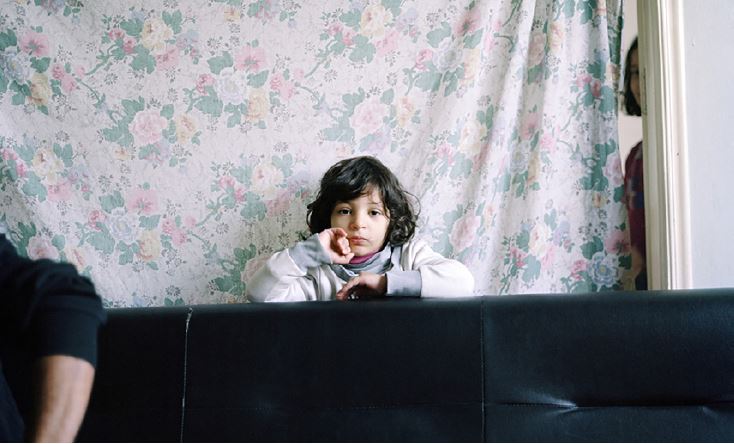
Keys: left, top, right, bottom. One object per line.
{"left": 369, "top": 210, "right": 382, "bottom": 216}
{"left": 337, "top": 208, "right": 351, "bottom": 215}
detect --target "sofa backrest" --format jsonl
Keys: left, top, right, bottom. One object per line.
{"left": 10, "top": 289, "right": 734, "bottom": 442}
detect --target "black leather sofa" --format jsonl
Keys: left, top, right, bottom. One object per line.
{"left": 7, "top": 289, "right": 734, "bottom": 441}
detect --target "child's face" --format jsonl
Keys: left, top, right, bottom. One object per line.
{"left": 330, "top": 188, "right": 390, "bottom": 257}
{"left": 630, "top": 48, "right": 640, "bottom": 107}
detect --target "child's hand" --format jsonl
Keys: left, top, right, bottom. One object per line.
{"left": 336, "top": 272, "right": 387, "bottom": 301}
{"left": 318, "top": 228, "right": 355, "bottom": 264}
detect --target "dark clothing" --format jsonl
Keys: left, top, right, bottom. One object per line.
{"left": 0, "top": 233, "right": 106, "bottom": 441}
{"left": 624, "top": 142, "right": 647, "bottom": 290}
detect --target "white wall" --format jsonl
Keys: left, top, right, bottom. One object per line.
{"left": 618, "top": 0, "right": 642, "bottom": 171}
{"left": 682, "top": 0, "right": 734, "bottom": 287}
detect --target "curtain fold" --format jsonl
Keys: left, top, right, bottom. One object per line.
{"left": 0, "top": 0, "right": 629, "bottom": 306}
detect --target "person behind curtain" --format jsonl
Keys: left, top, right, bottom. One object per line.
{"left": 246, "top": 156, "right": 475, "bottom": 302}
{"left": 622, "top": 37, "right": 646, "bottom": 290}
{"left": 0, "top": 234, "right": 106, "bottom": 442}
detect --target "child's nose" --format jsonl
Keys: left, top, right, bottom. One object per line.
{"left": 350, "top": 213, "right": 366, "bottom": 229}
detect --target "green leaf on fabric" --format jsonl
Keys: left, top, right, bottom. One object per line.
{"left": 599, "top": 85, "right": 616, "bottom": 114}
{"left": 234, "top": 244, "right": 257, "bottom": 264}
{"left": 339, "top": 10, "right": 361, "bottom": 29}
{"left": 231, "top": 165, "right": 251, "bottom": 184}
{"left": 227, "top": 110, "right": 241, "bottom": 128}
{"left": 415, "top": 70, "right": 442, "bottom": 93}
{"left": 122, "top": 97, "right": 145, "bottom": 116}
{"left": 139, "top": 215, "right": 160, "bottom": 229}
{"left": 162, "top": 11, "right": 183, "bottom": 33}
{"left": 581, "top": 236, "right": 604, "bottom": 260}
{"left": 53, "top": 143, "right": 74, "bottom": 167}
{"left": 37, "top": 105, "right": 49, "bottom": 115}
{"left": 214, "top": 275, "right": 237, "bottom": 292}
{"left": 522, "top": 256, "right": 541, "bottom": 282}
{"left": 87, "top": 227, "right": 115, "bottom": 254}
{"left": 561, "top": 0, "right": 575, "bottom": 18}
{"left": 207, "top": 52, "right": 233, "bottom": 74}
{"left": 0, "top": 30, "right": 17, "bottom": 51}
{"left": 52, "top": 234, "right": 65, "bottom": 251}
{"left": 578, "top": 0, "right": 595, "bottom": 24}
{"left": 516, "top": 229, "right": 530, "bottom": 251}
{"left": 464, "top": 30, "right": 483, "bottom": 49}
{"left": 160, "top": 104, "right": 174, "bottom": 119}
{"left": 120, "top": 19, "right": 143, "bottom": 37}
{"left": 273, "top": 154, "right": 293, "bottom": 177}
{"left": 31, "top": 57, "right": 50, "bottom": 73}
{"left": 247, "top": 70, "right": 268, "bottom": 88}
{"left": 380, "top": 88, "right": 394, "bottom": 105}
{"left": 613, "top": 185, "right": 624, "bottom": 203}
{"left": 195, "top": 94, "right": 223, "bottom": 117}
{"left": 118, "top": 242, "right": 134, "bottom": 265}
{"left": 11, "top": 93, "right": 25, "bottom": 106}
{"left": 342, "top": 88, "right": 365, "bottom": 112}
{"left": 381, "top": 0, "right": 401, "bottom": 16}
{"left": 0, "top": 72, "right": 8, "bottom": 94}
{"left": 100, "top": 190, "right": 125, "bottom": 213}
{"left": 21, "top": 172, "right": 46, "bottom": 201}
{"left": 241, "top": 192, "right": 266, "bottom": 221}
{"left": 450, "top": 154, "right": 472, "bottom": 179}
{"left": 131, "top": 47, "right": 155, "bottom": 73}
{"left": 322, "top": 125, "right": 353, "bottom": 142}
{"left": 349, "top": 35, "right": 375, "bottom": 63}
{"left": 427, "top": 22, "right": 451, "bottom": 48}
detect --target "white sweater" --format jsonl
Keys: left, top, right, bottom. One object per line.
{"left": 246, "top": 237, "right": 475, "bottom": 302}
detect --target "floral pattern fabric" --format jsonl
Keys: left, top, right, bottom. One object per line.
{"left": 0, "top": 0, "right": 629, "bottom": 307}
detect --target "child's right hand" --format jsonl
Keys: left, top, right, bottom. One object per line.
{"left": 318, "top": 228, "right": 355, "bottom": 264}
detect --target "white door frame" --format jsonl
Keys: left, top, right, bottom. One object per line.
{"left": 637, "top": 0, "right": 692, "bottom": 290}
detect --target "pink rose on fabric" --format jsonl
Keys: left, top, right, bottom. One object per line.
{"left": 342, "top": 29, "right": 355, "bottom": 46}
{"left": 108, "top": 28, "right": 126, "bottom": 40}
{"left": 415, "top": 48, "right": 433, "bottom": 70}
{"left": 269, "top": 72, "right": 294, "bottom": 100}
{"left": 88, "top": 210, "right": 107, "bottom": 230}
{"left": 455, "top": 7, "right": 482, "bottom": 35}
{"left": 450, "top": 213, "right": 481, "bottom": 254}
{"left": 590, "top": 79, "right": 602, "bottom": 98}
{"left": 218, "top": 175, "right": 236, "bottom": 190}
{"left": 60, "top": 75, "right": 77, "bottom": 93}
{"left": 130, "top": 109, "right": 168, "bottom": 146}
{"left": 376, "top": 29, "right": 399, "bottom": 56}
{"left": 155, "top": 45, "right": 180, "bottom": 70}
{"left": 27, "top": 235, "right": 59, "bottom": 261}
{"left": 328, "top": 22, "right": 343, "bottom": 36}
{"left": 521, "top": 112, "right": 539, "bottom": 141}
{"left": 576, "top": 73, "right": 592, "bottom": 88}
{"left": 350, "top": 97, "right": 388, "bottom": 141}
{"left": 196, "top": 74, "right": 215, "bottom": 94}
{"left": 235, "top": 45, "right": 266, "bottom": 72}
{"left": 123, "top": 37, "right": 136, "bottom": 55}
{"left": 126, "top": 188, "right": 159, "bottom": 215}
{"left": 20, "top": 31, "right": 50, "bottom": 57}
{"left": 51, "top": 63, "right": 65, "bottom": 80}
{"left": 48, "top": 181, "right": 73, "bottom": 202}
{"left": 162, "top": 217, "right": 187, "bottom": 246}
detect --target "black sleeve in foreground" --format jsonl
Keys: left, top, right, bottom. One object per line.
{"left": 0, "top": 234, "right": 106, "bottom": 367}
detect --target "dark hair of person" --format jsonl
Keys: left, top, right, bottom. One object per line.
{"left": 307, "top": 156, "right": 418, "bottom": 246}
{"left": 623, "top": 37, "right": 641, "bottom": 116}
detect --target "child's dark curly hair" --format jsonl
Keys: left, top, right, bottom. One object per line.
{"left": 623, "top": 37, "right": 641, "bottom": 116}
{"left": 307, "top": 156, "right": 418, "bottom": 246}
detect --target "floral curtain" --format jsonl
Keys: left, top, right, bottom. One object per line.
{"left": 0, "top": 0, "right": 628, "bottom": 307}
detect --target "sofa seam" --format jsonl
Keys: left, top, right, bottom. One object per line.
{"left": 480, "top": 299, "right": 486, "bottom": 442}
{"left": 179, "top": 307, "right": 193, "bottom": 443}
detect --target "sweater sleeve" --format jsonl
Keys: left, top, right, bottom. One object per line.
{"left": 402, "top": 239, "right": 475, "bottom": 298}
{"left": 245, "top": 235, "right": 330, "bottom": 303}
{"left": 0, "top": 235, "right": 106, "bottom": 367}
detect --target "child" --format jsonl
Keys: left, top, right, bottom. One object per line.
{"left": 246, "top": 156, "right": 475, "bottom": 302}
{"left": 622, "top": 37, "right": 646, "bottom": 290}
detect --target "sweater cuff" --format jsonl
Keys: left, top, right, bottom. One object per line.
{"left": 288, "top": 234, "right": 331, "bottom": 271}
{"left": 386, "top": 270, "right": 422, "bottom": 297}
{"left": 31, "top": 309, "right": 103, "bottom": 368}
